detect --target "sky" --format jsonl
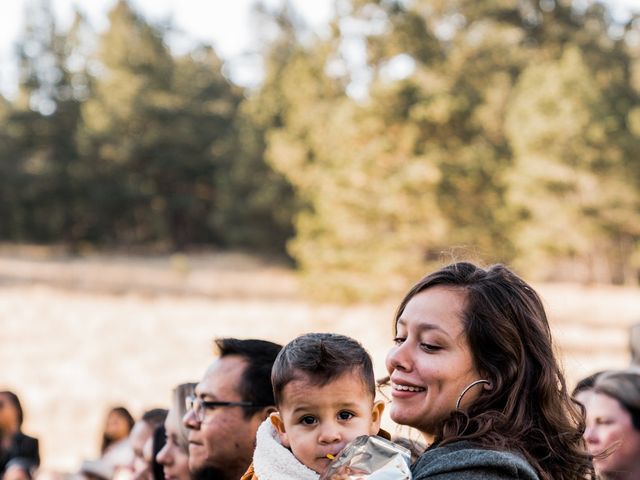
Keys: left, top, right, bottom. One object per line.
{"left": 0, "top": 0, "right": 334, "bottom": 97}
{"left": 0, "top": 0, "right": 638, "bottom": 98}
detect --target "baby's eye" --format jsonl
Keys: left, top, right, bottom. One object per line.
{"left": 300, "top": 415, "right": 317, "bottom": 425}
{"left": 337, "top": 411, "right": 354, "bottom": 421}
{"left": 392, "top": 337, "right": 406, "bottom": 345}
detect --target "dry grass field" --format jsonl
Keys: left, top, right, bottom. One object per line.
{"left": 1, "top": 246, "right": 639, "bottom": 474}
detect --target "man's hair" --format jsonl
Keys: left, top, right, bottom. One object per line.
{"left": 214, "top": 338, "right": 282, "bottom": 418}
{"left": 141, "top": 408, "right": 168, "bottom": 429}
{"left": 271, "top": 333, "right": 375, "bottom": 406}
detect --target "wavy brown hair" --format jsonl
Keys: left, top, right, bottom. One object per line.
{"left": 394, "top": 262, "right": 593, "bottom": 480}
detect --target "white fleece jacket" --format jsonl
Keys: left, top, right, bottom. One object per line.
{"left": 252, "top": 418, "right": 320, "bottom": 480}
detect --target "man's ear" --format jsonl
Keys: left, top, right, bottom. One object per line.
{"left": 369, "top": 400, "right": 385, "bottom": 435}
{"left": 270, "top": 412, "right": 290, "bottom": 448}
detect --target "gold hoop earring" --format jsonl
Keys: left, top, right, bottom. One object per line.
{"left": 455, "top": 379, "right": 491, "bottom": 410}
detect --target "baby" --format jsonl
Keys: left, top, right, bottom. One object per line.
{"left": 241, "top": 332, "right": 385, "bottom": 480}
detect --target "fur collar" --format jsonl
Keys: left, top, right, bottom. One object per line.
{"left": 253, "top": 418, "right": 320, "bottom": 480}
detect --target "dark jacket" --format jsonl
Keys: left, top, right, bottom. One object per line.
{"left": 411, "top": 441, "right": 539, "bottom": 480}
{"left": 0, "top": 432, "right": 40, "bottom": 474}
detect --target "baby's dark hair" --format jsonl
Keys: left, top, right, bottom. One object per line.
{"left": 272, "top": 333, "right": 375, "bottom": 406}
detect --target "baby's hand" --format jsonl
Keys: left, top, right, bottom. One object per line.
{"left": 327, "top": 465, "right": 350, "bottom": 480}
{"left": 327, "top": 466, "right": 367, "bottom": 480}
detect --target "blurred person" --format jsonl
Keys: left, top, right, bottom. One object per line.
{"left": 2, "top": 458, "right": 36, "bottom": 480}
{"left": 585, "top": 369, "right": 640, "bottom": 479}
{"left": 183, "top": 338, "right": 282, "bottom": 480}
{"left": 78, "top": 459, "right": 114, "bottom": 480}
{"left": 0, "top": 392, "right": 39, "bottom": 475}
{"left": 130, "top": 410, "right": 168, "bottom": 480}
{"left": 100, "top": 406, "right": 135, "bottom": 478}
{"left": 157, "top": 383, "right": 196, "bottom": 480}
{"left": 572, "top": 371, "right": 606, "bottom": 410}
{"left": 148, "top": 425, "right": 165, "bottom": 480}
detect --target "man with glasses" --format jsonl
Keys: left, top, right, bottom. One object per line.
{"left": 183, "top": 338, "right": 282, "bottom": 480}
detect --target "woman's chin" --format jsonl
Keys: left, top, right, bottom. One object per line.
{"left": 389, "top": 407, "right": 418, "bottom": 429}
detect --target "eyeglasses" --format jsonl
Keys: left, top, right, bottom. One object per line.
{"left": 185, "top": 395, "right": 260, "bottom": 423}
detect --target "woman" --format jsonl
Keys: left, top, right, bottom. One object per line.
{"left": 99, "top": 406, "right": 135, "bottom": 476}
{"left": 385, "top": 262, "right": 592, "bottom": 480}
{"left": 584, "top": 369, "right": 640, "bottom": 479}
{"left": 156, "top": 383, "right": 196, "bottom": 480}
{"left": 0, "top": 391, "right": 39, "bottom": 475}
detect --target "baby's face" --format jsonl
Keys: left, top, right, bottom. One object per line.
{"left": 272, "top": 371, "right": 384, "bottom": 474}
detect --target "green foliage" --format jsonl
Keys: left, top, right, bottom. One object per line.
{"left": 1, "top": 0, "right": 638, "bottom": 299}
{"left": 260, "top": 0, "right": 640, "bottom": 299}
{"left": 1, "top": 0, "right": 294, "bottom": 253}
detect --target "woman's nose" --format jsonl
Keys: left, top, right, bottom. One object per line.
{"left": 583, "top": 425, "right": 598, "bottom": 445}
{"left": 386, "top": 341, "right": 411, "bottom": 373}
{"left": 156, "top": 444, "right": 171, "bottom": 466}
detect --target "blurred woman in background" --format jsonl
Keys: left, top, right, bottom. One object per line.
{"left": 99, "top": 406, "right": 135, "bottom": 477}
{"left": 0, "top": 392, "right": 39, "bottom": 476}
{"left": 585, "top": 369, "right": 640, "bottom": 480}
{"left": 156, "top": 383, "right": 195, "bottom": 480}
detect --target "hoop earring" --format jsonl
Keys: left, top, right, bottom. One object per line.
{"left": 455, "top": 379, "right": 491, "bottom": 410}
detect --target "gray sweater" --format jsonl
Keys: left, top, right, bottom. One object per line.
{"left": 411, "top": 441, "right": 540, "bottom": 480}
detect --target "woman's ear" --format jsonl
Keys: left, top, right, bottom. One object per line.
{"left": 369, "top": 400, "right": 385, "bottom": 434}
{"left": 270, "top": 412, "right": 290, "bottom": 448}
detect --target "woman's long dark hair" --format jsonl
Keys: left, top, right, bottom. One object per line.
{"left": 394, "top": 262, "right": 593, "bottom": 480}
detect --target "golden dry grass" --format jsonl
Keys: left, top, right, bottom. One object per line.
{"left": 1, "top": 248, "right": 638, "bottom": 474}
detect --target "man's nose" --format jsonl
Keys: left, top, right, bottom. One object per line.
{"left": 183, "top": 408, "right": 200, "bottom": 429}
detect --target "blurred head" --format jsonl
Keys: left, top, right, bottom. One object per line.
{"left": 270, "top": 333, "right": 384, "bottom": 474}
{"left": 131, "top": 409, "right": 168, "bottom": 480}
{"left": 385, "top": 262, "right": 592, "bottom": 480}
{"left": 0, "top": 391, "right": 24, "bottom": 434}
{"left": 183, "top": 338, "right": 282, "bottom": 480}
{"left": 585, "top": 370, "right": 640, "bottom": 479}
{"left": 572, "top": 371, "right": 606, "bottom": 410}
{"left": 157, "top": 383, "right": 195, "bottom": 480}
{"left": 102, "top": 406, "right": 135, "bottom": 454}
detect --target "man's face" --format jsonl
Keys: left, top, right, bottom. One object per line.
{"left": 183, "top": 355, "right": 264, "bottom": 480}
{"left": 129, "top": 421, "right": 153, "bottom": 480}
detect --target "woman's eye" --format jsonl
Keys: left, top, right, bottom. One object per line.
{"left": 300, "top": 415, "right": 317, "bottom": 425}
{"left": 393, "top": 337, "right": 406, "bottom": 345}
{"left": 595, "top": 418, "right": 612, "bottom": 425}
{"left": 420, "top": 343, "right": 442, "bottom": 352}
{"left": 338, "top": 411, "right": 354, "bottom": 421}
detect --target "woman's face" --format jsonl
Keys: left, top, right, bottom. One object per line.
{"left": 105, "top": 411, "right": 131, "bottom": 441}
{"left": 156, "top": 408, "right": 190, "bottom": 480}
{"left": 385, "top": 286, "right": 481, "bottom": 437}
{"left": 585, "top": 392, "right": 640, "bottom": 478}
{"left": 0, "top": 394, "right": 19, "bottom": 432}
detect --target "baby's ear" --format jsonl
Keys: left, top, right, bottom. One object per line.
{"left": 270, "top": 412, "right": 291, "bottom": 448}
{"left": 369, "top": 400, "right": 385, "bottom": 434}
